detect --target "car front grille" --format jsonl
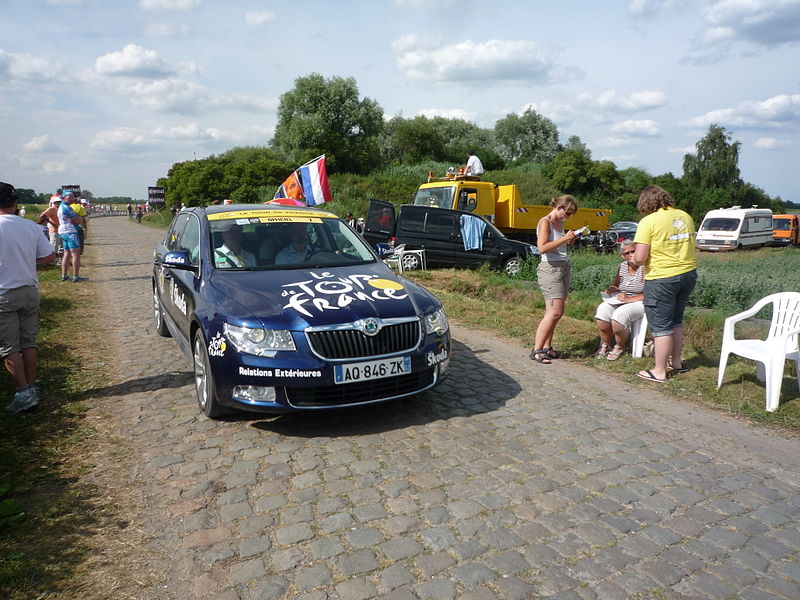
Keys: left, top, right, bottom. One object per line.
{"left": 306, "top": 320, "right": 421, "bottom": 360}
{"left": 286, "top": 368, "right": 436, "bottom": 407}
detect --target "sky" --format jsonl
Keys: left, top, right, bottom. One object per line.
{"left": 2, "top": 0, "right": 799, "bottom": 202}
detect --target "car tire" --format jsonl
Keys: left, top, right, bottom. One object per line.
{"left": 153, "top": 284, "right": 171, "bottom": 337}
{"left": 193, "top": 330, "right": 226, "bottom": 419}
{"left": 400, "top": 252, "right": 421, "bottom": 271}
{"left": 503, "top": 256, "right": 521, "bottom": 277}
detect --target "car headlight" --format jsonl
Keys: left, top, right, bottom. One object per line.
{"left": 224, "top": 323, "right": 295, "bottom": 356}
{"left": 424, "top": 308, "right": 449, "bottom": 337}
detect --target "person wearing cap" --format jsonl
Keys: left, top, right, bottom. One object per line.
{"left": 37, "top": 200, "right": 62, "bottom": 261}
{"left": 214, "top": 223, "right": 255, "bottom": 268}
{"left": 0, "top": 182, "right": 56, "bottom": 413}
{"left": 57, "top": 192, "right": 87, "bottom": 282}
{"left": 66, "top": 192, "right": 88, "bottom": 253}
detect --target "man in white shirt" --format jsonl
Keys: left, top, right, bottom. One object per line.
{"left": 214, "top": 223, "right": 255, "bottom": 268}
{"left": 465, "top": 151, "right": 484, "bottom": 177}
{"left": 0, "top": 182, "right": 55, "bottom": 413}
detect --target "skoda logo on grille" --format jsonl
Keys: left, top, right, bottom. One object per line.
{"left": 363, "top": 318, "right": 380, "bottom": 336}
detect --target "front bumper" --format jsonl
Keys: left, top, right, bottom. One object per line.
{"left": 212, "top": 334, "right": 451, "bottom": 414}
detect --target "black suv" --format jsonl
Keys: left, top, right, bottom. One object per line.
{"left": 362, "top": 200, "right": 538, "bottom": 276}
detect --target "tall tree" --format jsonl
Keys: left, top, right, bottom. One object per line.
{"left": 271, "top": 73, "right": 384, "bottom": 174}
{"left": 682, "top": 124, "right": 741, "bottom": 191}
{"left": 493, "top": 108, "right": 560, "bottom": 164}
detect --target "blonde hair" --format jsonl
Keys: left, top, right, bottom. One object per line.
{"left": 549, "top": 194, "right": 577, "bottom": 216}
{"left": 619, "top": 240, "right": 636, "bottom": 255}
{"left": 637, "top": 185, "right": 674, "bottom": 215}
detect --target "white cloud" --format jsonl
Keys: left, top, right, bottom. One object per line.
{"left": 393, "top": 36, "right": 559, "bottom": 83}
{"left": 594, "top": 136, "right": 640, "bottom": 148}
{"left": 89, "top": 123, "right": 270, "bottom": 154}
{"left": 139, "top": 0, "right": 199, "bottom": 10}
{"left": 42, "top": 161, "right": 67, "bottom": 173}
{"left": 143, "top": 22, "right": 189, "bottom": 37}
{"left": 683, "top": 93, "right": 800, "bottom": 128}
{"left": 700, "top": 0, "right": 800, "bottom": 49}
{"left": 94, "top": 44, "right": 178, "bottom": 78}
{"left": 89, "top": 127, "right": 150, "bottom": 151}
{"left": 416, "top": 108, "right": 476, "bottom": 121}
{"left": 754, "top": 137, "right": 793, "bottom": 149}
{"left": 610, "top": 119, "right": 660, "bottom": 136}
{"left": 668, "top": 145, "right": 697, "bottom": 154}
{"left": 119, "top": 78, "right": 276, "bottom": 114}
{"left": 0, "top": 49, "right": 63, "bottom": 83}
{"left": 23, "top": 134, "right": 62, "bottom": 153}
{"left": 578, "top": 90, "right": 668, "bottom": 111}
{"left": 628, "top": 0, "right": 677, "bottom": 18}
{"left": 245, "top": 11, "right": 276, "bottom": 27}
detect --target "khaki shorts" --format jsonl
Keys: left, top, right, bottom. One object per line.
{"left": 537, "top": 261, "right": 571, "bottom": 300}
{"left": 0, "top": 286, "right": 41, "bottom": 357}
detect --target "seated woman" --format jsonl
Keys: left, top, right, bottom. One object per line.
{"left": 594, "top": 241, "right": 645, "bottom": 360}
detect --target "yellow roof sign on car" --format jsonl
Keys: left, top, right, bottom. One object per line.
{"left": 208, "top": 208, "right": 337, "bottom": 222}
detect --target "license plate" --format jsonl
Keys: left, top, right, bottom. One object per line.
{"left": 334, "top": 356, "right": 411, "bottom": 384}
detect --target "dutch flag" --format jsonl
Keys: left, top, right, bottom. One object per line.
{"left": 298, "top": 155, "right": 333, "bottom": 206}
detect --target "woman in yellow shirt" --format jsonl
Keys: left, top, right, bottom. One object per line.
{"left": 632, "top": 185, "right": 697, "bottom": 382}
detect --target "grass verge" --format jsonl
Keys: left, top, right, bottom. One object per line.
{"left": 405, "top": 265, "right": 800, "bottom": 431}
{"left": 0, "top": 264, "right": 116, "bottom": 598}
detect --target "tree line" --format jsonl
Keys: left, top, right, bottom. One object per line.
{"left": 32, "top": 72, "right": 789, "bottom": 225}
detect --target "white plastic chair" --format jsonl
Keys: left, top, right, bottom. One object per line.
{"left": 717, "top": 292, "right": 800, "bottom": 412}
{"left": 630, "top": 312, "right": 649, "bottom": 358}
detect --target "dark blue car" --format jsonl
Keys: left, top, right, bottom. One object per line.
{"left": 152, "top": 204, "right": 451, "bottom": 418}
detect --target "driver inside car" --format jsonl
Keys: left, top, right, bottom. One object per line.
{"left": 275, "top": 223, "right": 313, "bottom": 265}
{"left": 214, "top": 223, "right": 256, "bottom": 268}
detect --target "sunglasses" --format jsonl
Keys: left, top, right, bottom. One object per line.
{"left": 622, "top": 250, "right": 635, "bottom": 255}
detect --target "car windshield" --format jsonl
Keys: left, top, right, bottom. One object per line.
{"left": 774, "top": 218, "right": 790, "bottom": 231}
{"left": 208, "top": 212, "right": 375, "bottom": 270}
{"left": 700, "top": 217, "right": 740, "bottom": 232}
{"left": 413, "top": 187, "right": 454, "bottom": 209}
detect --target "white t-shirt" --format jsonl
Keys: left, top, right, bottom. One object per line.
{"left": 466, "top": 154, "right": 484, "bottom": 176}
{"left": 0, "top": 214, "right": 54, "bottom": 292}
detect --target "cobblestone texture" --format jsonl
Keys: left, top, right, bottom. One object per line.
{"left": 85, "top": 217, "right": 800, "bottom": 599}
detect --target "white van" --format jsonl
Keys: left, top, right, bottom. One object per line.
{"left": 696, "top": 206, "right": 773, "bottom": 251}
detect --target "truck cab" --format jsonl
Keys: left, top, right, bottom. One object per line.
{"left": 412, "top": 174, "right": 610, "bottom": 244}
{"left": 771, "top": 214, "right": 800, "bottom": 246}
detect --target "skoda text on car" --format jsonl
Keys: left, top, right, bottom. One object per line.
{"left": 152, "top": 204, "right": 451, "bottom": 418}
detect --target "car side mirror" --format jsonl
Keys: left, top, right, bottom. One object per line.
{"left": 374, "top": 243, "right": 394, "bottom": 258}
{"left": 163, "top": 250, "right": 196, "bottom": 270}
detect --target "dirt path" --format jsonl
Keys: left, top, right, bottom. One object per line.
{"left": 69, "top": 216, "right": 800, "bottom": 599}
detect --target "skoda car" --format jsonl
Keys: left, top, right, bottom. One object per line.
{"left": 153, "top": 204, "right": 450, "bottom": 418}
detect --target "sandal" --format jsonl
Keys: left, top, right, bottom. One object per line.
{"left": 543, "top": 347, "right": 563, "bottom": 359}
{"left": 595, "top": 343, "right": 610, "bottom": 358}
{"left": 606, "top": 345, "right": 624, "bottom": 361}
{"left": 667, "top": 358, "right": 689, "bottom": 373}
{"left": 529, "top": 349, "right": 552, "bottom": 364}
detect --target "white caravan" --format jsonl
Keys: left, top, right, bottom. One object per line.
{"left": 696, "top": 206, "right": 773, "bottom": 251}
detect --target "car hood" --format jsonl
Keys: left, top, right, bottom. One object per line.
{"left": 208, "top": 262, "right": 439, "bottom": 329}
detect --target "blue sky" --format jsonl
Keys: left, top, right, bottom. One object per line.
{"left": 2, "top": 0, "right": 799, "bottom": 202}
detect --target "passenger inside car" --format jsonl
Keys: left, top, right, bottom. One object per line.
{"left": 275, "top": 223, "right": 312, "bottom": 265}
{"left": 213, "top": 223, "right": 256, "bottom": 268}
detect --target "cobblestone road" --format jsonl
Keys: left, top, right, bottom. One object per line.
{"left": 83, "top": 216, "right": 800, "bottom": 599}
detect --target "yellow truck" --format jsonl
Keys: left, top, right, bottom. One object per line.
{"left": 413, "top": 172, "right": 611, "bottom": 243}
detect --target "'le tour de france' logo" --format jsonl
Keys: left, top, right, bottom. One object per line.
{"left": 208, "top": 331, "right": 226, "bottom": 357}
{"left": 281, "top": 272, "right": 407, "bottom": 318}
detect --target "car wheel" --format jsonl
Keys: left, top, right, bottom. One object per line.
{"left": 193, "top": 330, "right": 226, "bottom": 419}
{"left": 153, "top": 284, "right": 171, "bottom": 337}
{"left": 504, "top": 256, "right": 521, "bottom": 277}
{"left": 401, "top": 252, "right": 421, "bottom": 271}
